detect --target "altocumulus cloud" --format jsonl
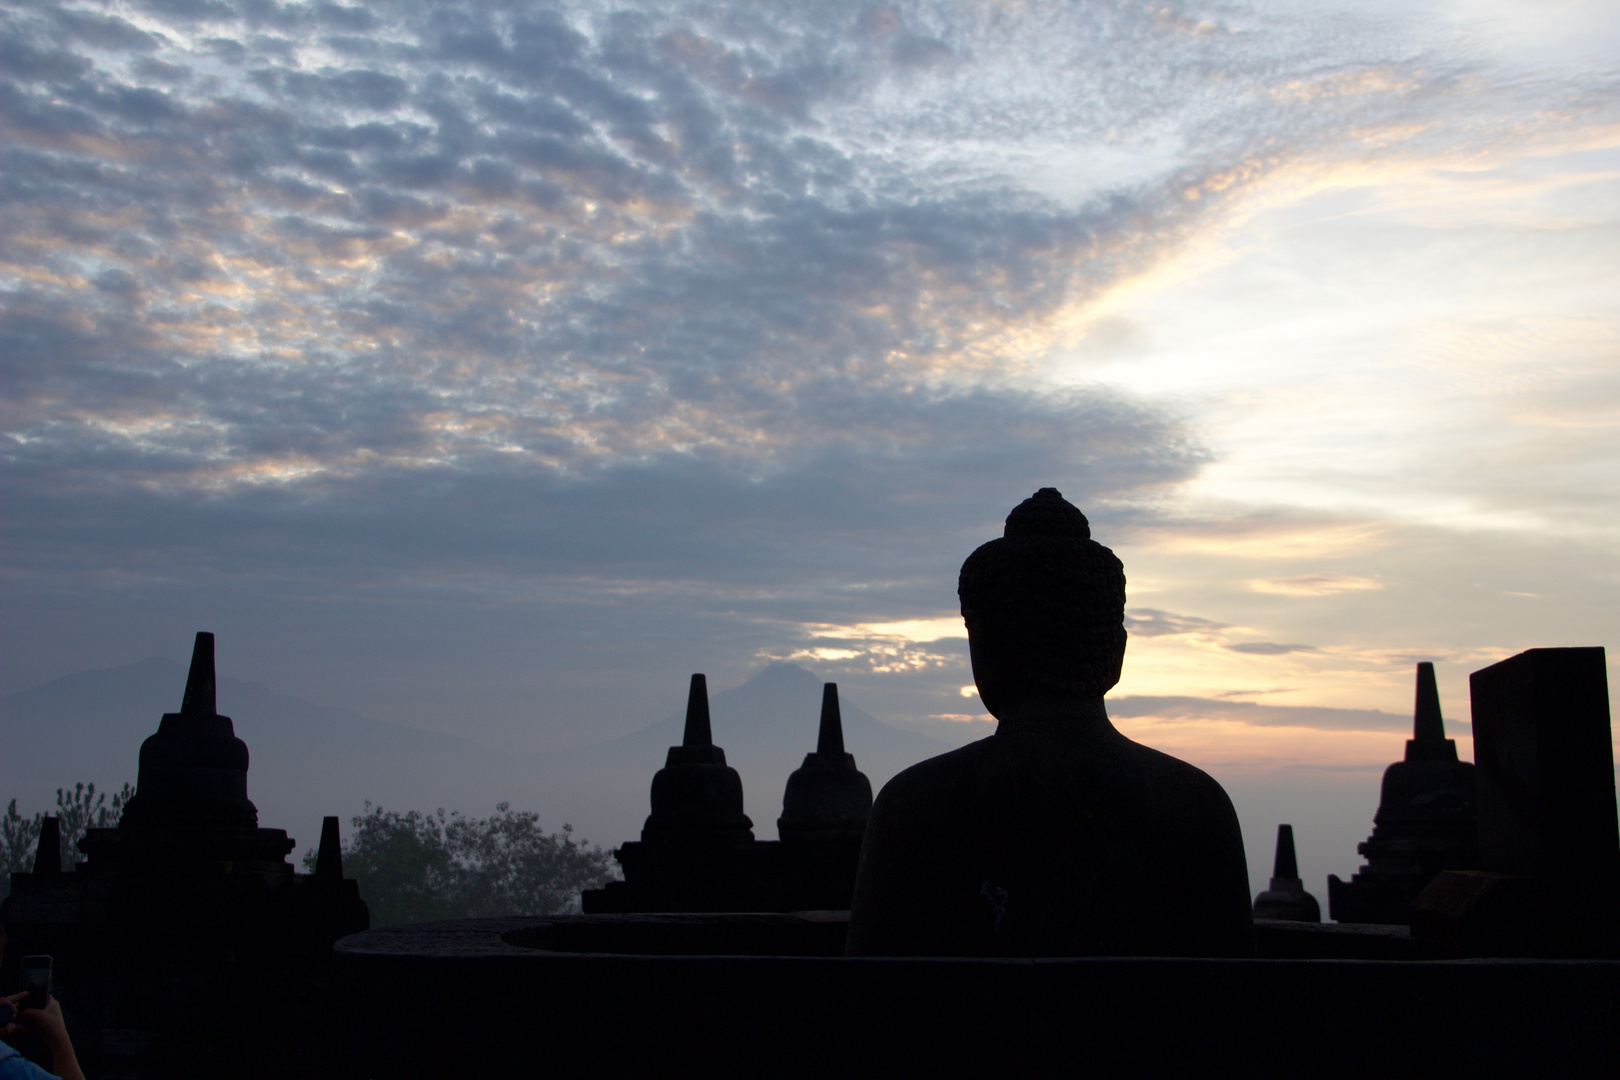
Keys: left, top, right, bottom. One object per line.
{"left": 0, "top": 0, "right": 1510, "bottom": 621}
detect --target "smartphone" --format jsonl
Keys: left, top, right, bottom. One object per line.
{"left": 21, "top": 956, "right": 51, "bottom": 1012}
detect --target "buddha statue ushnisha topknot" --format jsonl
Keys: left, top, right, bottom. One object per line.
{"left": 846, "top": 488, "right": 1255, "bottom": 957}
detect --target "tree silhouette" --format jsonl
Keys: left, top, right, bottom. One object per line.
{"left": 1, "top": 782, "right": 135, "bottom": 898}
{"left": 304, "top": 801, "right": 620, "bottom": 926}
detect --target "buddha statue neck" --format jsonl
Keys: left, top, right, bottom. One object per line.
{"left": 988, "top": 695, "right": 1112, "bottom": 731}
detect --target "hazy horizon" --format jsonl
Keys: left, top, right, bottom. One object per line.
{"left": 6, "top": 647, "right": 1443, "bottom": 903}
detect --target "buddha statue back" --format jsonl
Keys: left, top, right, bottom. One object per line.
{"left": 845, "top": 489, "right": 1255, "bottom": 957}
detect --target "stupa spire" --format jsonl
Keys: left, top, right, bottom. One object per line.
{"left": 33, "top": 816, "right": 62, "bottom": 875}
{"left": 180, "top": 631, "right": 217, "bottom": 717}
{"left": 1413, "top": 661, "right": 1444, "bottom": 743}
{"left": 682, "top": 673, "right": 713, "bottom": 748}
{"left": 315, "top": 816, "right": 344, "bottom": 881}
{"left": 1272, "top": 823, "right": 1300, "bottom": 880}
{"left": 1405, "top": 661, "right": 1458, "bottom": 764}
{"left": 816, "top": 683, "right": 846, "bottom": 756}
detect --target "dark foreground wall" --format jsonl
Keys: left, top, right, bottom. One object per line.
{"left": 332, "top": 915, "right": 1620, "bottom": 1078}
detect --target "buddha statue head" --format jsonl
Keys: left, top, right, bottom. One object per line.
{"left": 957, "top": 488, "right": 1126, "bottom": 717}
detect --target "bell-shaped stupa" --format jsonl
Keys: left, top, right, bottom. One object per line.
{"left": 589, "top": 673, "right": 773, "bottom": 912}
{"left": 778, "top": 683, "right": 873, "bottom": 840}
{"left": 641, "top": 674, "right": 755, "bottom": 844}
{"left": 1328, "top": 662, "right": 1479, "bottom": 924}
{"left": 776, "top": 683, "right": 873, "bottom": 909}
{"left": 119, "top": 631, "right": 259, "bottom": 831}
{"left": 1253, "top": 824, "right": 1321, "bottom": 922}
{"left": 78, "top": 631, "right": 298, "bottom": 870}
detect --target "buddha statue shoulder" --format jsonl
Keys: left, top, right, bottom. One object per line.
{"left": 845, "top": 489, "right": 1255, "bottom": 957}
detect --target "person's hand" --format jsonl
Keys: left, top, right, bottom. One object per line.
{"left": 18, "top": 996, "right": 70, "bottom": 1046}
{"left": 4, "top": 993, "right": 86, "bottom": 1080}
{"left": 0, "top": 991, "right": 25, "bottom": 1039}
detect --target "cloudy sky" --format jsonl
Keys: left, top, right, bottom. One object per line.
{"left": 3, "top": 0, "right": 1617, "bottom": 875}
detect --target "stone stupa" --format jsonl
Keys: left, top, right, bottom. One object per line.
{"left": 639, "top": 673, "right": 756, "bottom": 845}
{"left": 1253, "top": 824, "right": 1320, "bottom": 922}
{"left": 588, "top": 674, "right": 775, "bottom": 911}
{"left": 1328, "top": 662, "right": 1479, "bottom": 924}
{"left": 91, "top": 631, "right": 294, "bottom": 866}
{"left": 776, "top": 683, "right": 874, "bottom": 909}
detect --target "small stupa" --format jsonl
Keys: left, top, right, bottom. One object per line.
{"left": 640, "top": 674, "right": 756, "bottom": 844}
{"left": 1253, "top": 824, "right": 1320, "bottom": 922}
{"left": 1328, "top": 662, "right": 1479, "bottom": 924}
{"left": 99, "top": 632, "right": 295, "bottom": 868}
{"left": 776, "top": 683, "right": 873, "bottom": 909}
{"left": 778, "top": 683, "right": 873, "bottom": 840}
{"left": 589, "top": 674, "right": 774, "bottom": 912}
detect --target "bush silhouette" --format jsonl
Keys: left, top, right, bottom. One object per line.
{"left": 1, "top": 782, "right": 134, "bottom": 898}
{"left": 305, "top": 801, "right": 620, "bottom": 926}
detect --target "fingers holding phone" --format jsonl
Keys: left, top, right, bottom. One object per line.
{"left": 19, "top": 996, "right": 71, "bottom": 1046}
{"left": 1, "top": 985, "right": 65, "bottom": 1043}
{"left": 9, "top": 955, "right": 68, "bottom": 1041}
{"left": 5, "top": 956, "right": 66, "bottom": 1048}
{"left": 1, "top": 962, "right": 85, "bottom": 1080}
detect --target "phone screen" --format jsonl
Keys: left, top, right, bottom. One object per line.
{"left": 21, "top": 956, "right": 51, "bottom": 1012}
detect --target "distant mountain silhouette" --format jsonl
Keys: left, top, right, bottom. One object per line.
{"left": 0, "top": 658, "right": 951, "bottom": 855}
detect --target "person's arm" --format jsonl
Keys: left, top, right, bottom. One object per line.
{"left": 15, "top": 998, "right": 85, "bottom": 1080}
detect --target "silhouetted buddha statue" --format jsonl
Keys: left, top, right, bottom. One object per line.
{"left": 846, "top": 488, "right": 1255, "bottom": 957}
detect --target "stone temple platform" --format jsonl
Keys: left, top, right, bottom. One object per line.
{"left": 330, "top": 913, "right": 1619, "bottom": 1077}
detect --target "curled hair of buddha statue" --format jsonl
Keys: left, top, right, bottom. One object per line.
{"left": 958, "top": 488, "right": 1127, "bottom": 704}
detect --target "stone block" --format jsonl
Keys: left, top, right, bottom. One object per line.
{"left": 1469, "top": 647, "right": 1617, "bottom": 952}
{"left": 1409, "top": 870, "right": 1543, "bottom": 957}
